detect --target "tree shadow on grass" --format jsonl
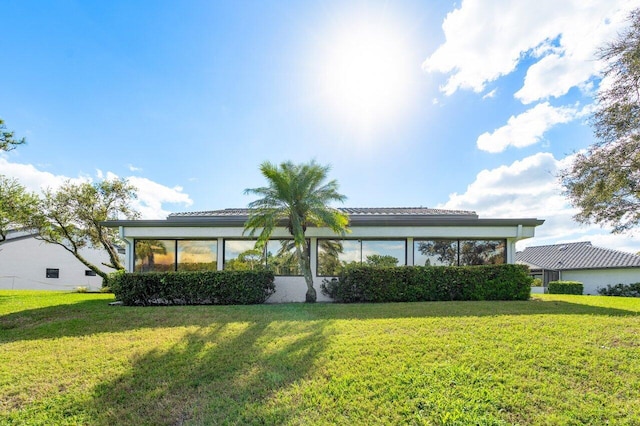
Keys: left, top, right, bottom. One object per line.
{"left": 1, "top": 296, "right": 638, "bottom": 345}
{"left": 88, "top": 319, "right": 327, "bottom": 425}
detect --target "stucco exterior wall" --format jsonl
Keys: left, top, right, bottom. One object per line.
{"left": 560, "top": 268, "right": 640, "bottom": 295}
{"left": 0, "top": 236, "right": 112, "bottom": 291}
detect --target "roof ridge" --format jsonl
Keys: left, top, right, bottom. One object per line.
{"left": 169, "top": 206, "right": 478, "bottom": 217}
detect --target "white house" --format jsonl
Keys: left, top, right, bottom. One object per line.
{"left": 104, "top": 207, "right": 544, "bottom": 303}
{"left": 516, "top": 241, "right": 640, "bottom": 295}
{"left": 0, "top": 230, "right": 115, "bottom": 291}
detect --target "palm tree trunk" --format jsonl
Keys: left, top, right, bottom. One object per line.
{"left": 295, "top": 242, "right": 316, "bottom": 303}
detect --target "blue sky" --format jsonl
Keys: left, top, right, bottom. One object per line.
{"left": 2, "top": 0, "right": 640, "bottom": 252}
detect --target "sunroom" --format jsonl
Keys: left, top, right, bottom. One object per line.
{"left": 103, "top": 207, "right": 544, "bottom": 302}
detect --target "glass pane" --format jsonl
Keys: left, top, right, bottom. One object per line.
{"left": 134, "top": 239, "right": 176, "bottom": 272}
{"left": 414, "top": 240, "right": 459, "bottom": 266}
{"left": 362, "top": 240, "right": 406, "bottom": 267}
{"left": 459, "top": 240, "right": 506, "bottom": 266}
{"left": 317, "top": 239, "right": 360, "bottom": 276}
{"left": 224, "top": 240, "right": 265, "bottom": 271}
{"left": 177, "top": 240, "right": 217, "bottom": 271}
{"left": 265, "top": 240, "right": 302, "bottom": 276}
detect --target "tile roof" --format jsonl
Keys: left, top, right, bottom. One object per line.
{"left": 516, "top": 241, "right": 640, "bottom": 270}
{"left": 168, "top": 207, "right": 478, "bottom": 218}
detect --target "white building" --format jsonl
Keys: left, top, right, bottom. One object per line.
{"left": 516, "top": 241, "right": 640, "bottom": 295}
{"left": 104, "top": 207, "right": 544, "bottom": 303}
{"left": 0, "top": 230, "right": 114, "bottom": 291}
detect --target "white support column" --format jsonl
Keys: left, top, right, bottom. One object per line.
{"left": 506, "top": 239, "right": 516, "bottom": 264}
{"left": 310, "top": 237, "right": 318, "bottom": 278}
{"left": 126, "top": 238, "right": 135, "bottom": 272}
{"left": 217, "top": 237, "right": 224, "bottom": 270}
{"left": 406, "top": 238, "right": 414, "bottom": 266}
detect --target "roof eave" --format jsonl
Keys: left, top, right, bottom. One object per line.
{"left": 102, "top": 217, "right": 544, "bottom": 228}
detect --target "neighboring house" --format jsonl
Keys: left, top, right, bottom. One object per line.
{"left": 0, "top": 230, "right": 116, "bottom": 291}
{"left": 104, "top": 207, "right": 544, "bottom": 302}
{"left": 516, "top": 241, "right": 640, "bottom": 295}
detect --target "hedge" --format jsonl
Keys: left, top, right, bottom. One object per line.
{"left": 547, "top": 281, "right": 583, "bottom": 295}
{"left": 320, "top": 264, "right": 532, "bottom": 303}
{"left": 110, "top": 270, "right": 275, "bottom": 306}
{"left": 597, "top": 282, "right": 640, "bottom": 297}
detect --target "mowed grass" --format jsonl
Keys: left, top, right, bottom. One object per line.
{"left": 1, "top": 291, "right": 639, "bottom": 425}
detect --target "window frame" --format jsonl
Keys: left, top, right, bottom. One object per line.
{"left": 222, "top": 238, "right": 307, "bottom": 276}
{"left": 413, "top": 238, "right": 507, "bottom": 266}
{"left": 46, "top": 268, "right": 60, "bottom": 279}
{"left": 316, "top": 238, "right": 408, "bottom": 277}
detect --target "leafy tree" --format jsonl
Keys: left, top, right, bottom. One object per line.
{"left": 317, "top": 239, "right": 345, "bottom": 275}
{"left": 0, "top": 118, "right": 26, "bottom": 152}
{"left": 417, "top": 240, "right": 458, "bottom": 266}
{"left": 459, "top": 240, "right": 504, "bottom": 265}
{"left": 244, "top": 160, "right": 349, "bottom": 302}
{"left": 0, "top": 175, "right": 38, "bottom": 242}
{"left": 365, "top": 254, "right": 399, "bottom": 268}
{"left": 561, "top": 9, "right": 640, "bottom": 233}
{"left": 224, "top": 248, "right": 266, "bottom": 271}
{"left": 32, "top": 178, "right": 139, "bottom": 283}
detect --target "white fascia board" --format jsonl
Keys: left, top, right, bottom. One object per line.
{"left": 119, "top": 224, "right": 537, "bottom": 240}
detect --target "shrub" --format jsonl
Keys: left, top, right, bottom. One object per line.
{"left": 597, "top": 282, "right": 640, "bottom": 297}
{"left": 75, "top": 286, "right": 88, "bottom": 293}
{"left": 531, "top": 278, "right": 543, "bottom": 287}
{"left": 110, "top": 270, "right": 275, "bottom": 306}
{"left": 321, "top": 264, "right": 532, "bottom": 303}
{"left": 548, "top": 281, "right": 583, "bottom": 295}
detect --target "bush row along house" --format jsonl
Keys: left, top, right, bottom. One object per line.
{"left": 516, "top": 241, "right": 640, "bottom": 295}
{"left": 104, "top": 207, "right": 544, "bottom": 302}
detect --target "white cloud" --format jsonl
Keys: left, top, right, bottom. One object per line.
{"left": 128, "top": 164, "right": 143, "bottom": 172}
{"left": 476, "top": 102, "right": 580, "bottom": 153}
{"left": 423, "top": 0, "right": 636, "bottom": 102}
{"left": 0, "top": 156, "right": 87, "bottom": 192}
{"left": 128, "top": 176, "right": 192, "bottom": 219}
{"left": 0, "top": 156, "right": 192, "bottom": 219}
{"left": 482, "top": 89, "right": 497, "bottom": 100}
{"left": 440, "top": 152, "right": 640, "bottom": 254}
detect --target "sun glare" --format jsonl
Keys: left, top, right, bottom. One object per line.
{"left": 315, "top": 15, "right": 417, "bottom": 139}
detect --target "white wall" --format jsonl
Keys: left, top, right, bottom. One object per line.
{"left": 560, "top": 268, "right": 640, "bottom": 295}
{"left": 0, "top": 236, "right": 112, "bottom": 291}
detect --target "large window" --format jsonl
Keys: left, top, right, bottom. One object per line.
{"left": 224, "top": 239, "right": 303, "bottom": 275}
{"left": 414, "top": 239, "right": 506, "bottom": 266}
{"left": 134, "top": 239, "right": 217, "bottom": 272}
{"left": 134, "top": 239, "right": 176, "bottom": 272}
{"left": 317, "top": 239, "right": 406, "bottom": 276}
{"left": 265, "top": 240, "right": 302, "bottom": 276}
{"left": 414, "top": 240, "right": 458, "bottom": 266}
{"left": 178, "top": 240, "right": 217, "bottom": 271}
{"left": 459, "top": 240, "right": 506, "bottom": 265}
{"left": 224, "top": 240, "right": 264, "bottom": 271}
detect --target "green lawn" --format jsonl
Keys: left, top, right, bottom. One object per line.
{"left": 1, "top": 291, "right": 639, "bottom": 425}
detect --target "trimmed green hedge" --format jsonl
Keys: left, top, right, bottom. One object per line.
{"left": 597, "top": 282, "right": 640, "bottom": 297}
{"left": 548, "top": 281, "right": 583, "bottom": 295}
{"left": 320, "top": 264, "right": 532, "bottom": 303}
{"left": 110, "top": 270, "right": 275, "bottom": 306}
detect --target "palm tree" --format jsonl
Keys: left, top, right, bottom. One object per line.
{"left": 244, "top": 160, "right": 349, "bottom": 302}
